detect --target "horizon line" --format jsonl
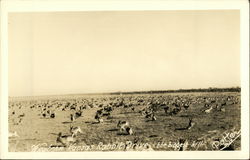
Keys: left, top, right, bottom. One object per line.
{"left": 8, "top": 86, "right": 241, "bottom": 98}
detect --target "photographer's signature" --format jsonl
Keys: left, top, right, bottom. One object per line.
{"left": 211, "top": 129, "right": 241, "bottom": 150}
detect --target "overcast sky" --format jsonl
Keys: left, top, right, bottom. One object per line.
{"left": 8, "top": 10, "right": 240, "bottom": 96}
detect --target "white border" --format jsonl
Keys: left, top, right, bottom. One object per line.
{"left": 1, "top": 0, "right": 249, "bottom": 159}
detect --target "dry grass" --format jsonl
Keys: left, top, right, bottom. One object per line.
{"left": 8, "top": 92, "right": 241, "bottom": 152}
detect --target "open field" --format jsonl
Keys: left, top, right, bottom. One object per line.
{"left": 8, "top": 92, "right": 241, "bottom": 151}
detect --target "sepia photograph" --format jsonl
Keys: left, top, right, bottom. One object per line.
{"left": 1, "top": 0, "right": 249, "bottom": 159}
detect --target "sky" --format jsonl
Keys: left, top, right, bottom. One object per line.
{"left": 8, "top": 10, "right": 240, "bottom": 97}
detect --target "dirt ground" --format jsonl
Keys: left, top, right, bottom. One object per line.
{"left": 8, "top": 92, "right": 241, "bottom": 152}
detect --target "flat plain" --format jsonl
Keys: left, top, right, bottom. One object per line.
{"left": 8, "top": 92, "right": 241, "bottom": 152}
